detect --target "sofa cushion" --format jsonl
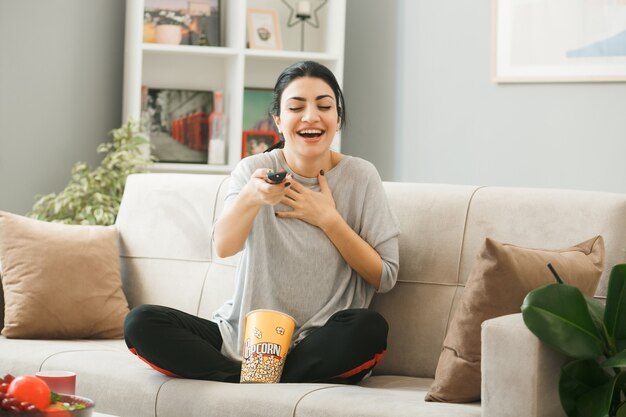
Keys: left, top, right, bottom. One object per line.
{"left": 426, "top": 235, "right": 604, "bottom": 403}
{"left": 0, "top": 211, "right": 129, "bottom": 339}
{"left": 0, "top": 337, "right": 124, "bottom": 377}
{"left": 156, "top": 379, "right": 344, "bottom": 417}
{"left": 39, "top": 344, "right": 169, "bottom": 417}
{"left": 115, "top": 173, "right": 238, "bottom": 317}
{"left": 296, "top": 376, "right": 481, "bottom": 417}
{"left": 371, "top": 183, "right": 481, "bottom": 378}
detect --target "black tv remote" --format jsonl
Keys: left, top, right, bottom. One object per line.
{"left": 266, "top": 170, "right": 287, "bottom": 184}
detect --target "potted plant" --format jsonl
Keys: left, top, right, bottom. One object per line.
{"left": 28, "top": 120, "right": 154, "bottom": 226}
{"left": 521, "top": 263, "right": 626, "bottom": 417}
{"left": 145, "top": 9, "right": 191, "bottom": 45}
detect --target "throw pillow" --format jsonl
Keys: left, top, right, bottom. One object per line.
{"left": 425, "top": 235, "right": 604, "bottom": 403}
{"left": 0, "top": 211, "right": 129, "bottom": 339}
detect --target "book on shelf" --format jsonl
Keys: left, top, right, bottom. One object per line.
{"left": 143, "top": 0, "right": 221, "bottom": 47}
{"left": 141, "top": 86, "right": 214, "bottom": 164}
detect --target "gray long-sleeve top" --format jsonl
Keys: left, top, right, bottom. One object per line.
{"left": 212, "top": 149, "right": 400, "bottom": 362}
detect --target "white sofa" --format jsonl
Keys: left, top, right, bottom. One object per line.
{"left": 1, "top": 173, "right": 626, "bottom": 417}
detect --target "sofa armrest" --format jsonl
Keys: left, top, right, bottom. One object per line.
{"left": 481, "top": 313, "right": 567, "bottom": 417}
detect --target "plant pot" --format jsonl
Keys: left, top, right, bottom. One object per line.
{"left": 155, "top": 24, "right": 182, "bottom": 45}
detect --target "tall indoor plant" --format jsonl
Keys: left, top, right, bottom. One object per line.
{"left": 521, "top": 263, "right": 626, "bottom": 417}
{"left": 28, "top": 120, "right": 154, "bottom": 226}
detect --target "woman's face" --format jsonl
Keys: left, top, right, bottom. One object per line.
{"left": 273, "top": 76, "right": 339, "bottom": 159}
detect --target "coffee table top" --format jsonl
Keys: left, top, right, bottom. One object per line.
{"left": 93, "top": 413, "right": 119, "bottom": 417}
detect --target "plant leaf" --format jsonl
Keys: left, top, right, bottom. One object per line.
{"left": 611, "top": 372, "right": 626, "bottom": 416}
{"left": 522, "top": 283, "right": 605, "bottom": 359}
{"left": 585, "top": 295, "right": 607, "bottom": 343}
{"left": 576, "top": 380, "right": 613, "bottom": 417}
{"left": 602, "top": 349, "right": 626, "bottom": 368}
{"left": 27, "top": 119, "right": 149, "bottom": 226}
{"left": 560, "top": 359, "right": 613, "bottom": 417}
{"left": 617, "top": 401, "right": 626, "bottom": 417}
{"left": 605, "top": 264, "right": 626, "bottom": 352}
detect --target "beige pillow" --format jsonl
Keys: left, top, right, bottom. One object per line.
{"left": 425, "top": 235, "right": 604, "bottom": 403}
{"left": 0, "top": 211, "right": 129, "bottom": 339}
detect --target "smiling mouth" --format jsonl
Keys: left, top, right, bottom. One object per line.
{"left": 297, "top": 129, "right": 324, "bottom": 139}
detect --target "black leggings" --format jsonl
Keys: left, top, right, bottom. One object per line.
{"left": 124, "top": 304, "right": 388, "bottom": 384}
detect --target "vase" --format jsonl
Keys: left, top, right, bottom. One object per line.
{"left": 155, "top": 24, "right": 182, "bottom": 45}
{"left": 143, "top": 22, "right": 156, "bottom": 43}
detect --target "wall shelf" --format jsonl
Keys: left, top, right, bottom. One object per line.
{"left": 123, "top": 0, "right": 346, "bottom": 174}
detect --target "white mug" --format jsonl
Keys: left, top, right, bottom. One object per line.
{"left": 35, "top": 370, "right": 76, "bottom": 395}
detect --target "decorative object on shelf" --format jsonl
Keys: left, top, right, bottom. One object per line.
{"left": 187, "top": 0, "right": 221, "bottom": 46}
{"left": 242, "top": 131, "right": 280, "bottom": 158}
{"left": 242, "top": 88, "right": 279, "bottom": 133}
{"left": 521, "top": 263, "right": 626, "bottom": 417}
{"left": 155, "top": 23, "right": 184, "bottom": 44}
{"left": 144, "top": 0, "right": 220, "bottom": 47}
{"left": 281, "top": 0, "right": 327, "bottom": 51}
{"left": 142, "top": 87, "right": 214, "bottom": 164}
{"left": 208, "top": 91, "right": 227, "bottom": 165}
{"left": 493, "top": 0, "right": 626, "bottom": 83}
{"left": 242, "top": 87, "right": 280, "bottom": 158}
{"left": 144, "top": 8, "right": 191, "bottom": 44}
{"left": 247, "top": 9, "right": 282, "bottom": 50}
{"left": 143, "top": 20, "right": 157, "bottom": 43}
{"left": 146, "top": 7, "right": 189, "bottom": 44}
{"left": 28, "top": 120, "right": 154, "bottom": 226}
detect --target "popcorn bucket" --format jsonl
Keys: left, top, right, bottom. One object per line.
{"left": 240, "top": 309, "right": 296, "bottom": 383}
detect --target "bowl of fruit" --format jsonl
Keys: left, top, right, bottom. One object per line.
{"left": 0, "top": 373, "right": 94, "bottom": 416}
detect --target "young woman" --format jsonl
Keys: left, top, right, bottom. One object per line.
{"left": 124, "top": 61, "right": 400, "bottom": 384}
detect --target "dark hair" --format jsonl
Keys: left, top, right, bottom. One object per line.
{"left": 265, "top": 61, "right": 346, "bottom": 152}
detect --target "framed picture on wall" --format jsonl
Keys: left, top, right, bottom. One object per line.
{"left": 242, "top": 131, "right": 280, "bottom": 158}
{"left": 247, "top": 9, "right": 282, "bottom": 49}
{"left": 492, "top": 0, "right": 626, "bottom": 82}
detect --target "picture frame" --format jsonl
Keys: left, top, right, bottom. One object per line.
{"left": 241, "top": 88, "right": 280, "bottom": 158}
{"left": 242, "top": 131, "right": 280, "bottom": 158}
{"left": 141, "top": 86, "right": 214, "bottom": 164}
{"left": 492, "top": 0, "right": 626, "bottom": 83}
{"left": 242, "top": 88, "right": 278, "bottom": 132}
{"left": 144, "top": 0, "right": 221, "bottom": 47}
{"left": 247, "top": 8, "right": 282, "bottom": 50}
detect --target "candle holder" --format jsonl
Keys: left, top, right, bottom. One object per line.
{"left": 281, "top": 0, "right": 327, "bottom": 51}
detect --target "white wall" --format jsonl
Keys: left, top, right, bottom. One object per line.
{"left": 342, "top": 0, "right": 401, "bottom": 181}
{"left": 343, "top": 0, "right": 626, "bottom": 193}
{"left": 0, "top": 0, "right": 126, "bottom": 215}
{"left": 2, "top": 0, "right": 624, "bottom": 216}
